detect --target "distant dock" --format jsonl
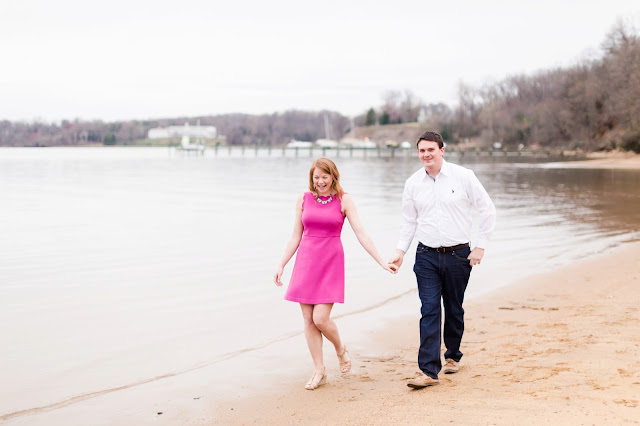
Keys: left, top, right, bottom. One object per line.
{"left": 199, "top": 145, "right": 587, "bottom": 162}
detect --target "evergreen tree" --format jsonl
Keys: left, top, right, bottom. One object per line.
{"left": 103, "top": 133, "right": 116, "bottom": 145}
{"left": 365, "top": 108, "right": 377, "bottom": 126}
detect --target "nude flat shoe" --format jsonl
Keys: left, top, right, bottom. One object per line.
{"left": 338, "top": 345, "right": 351, "bottom": 374}
{"left": 305, "top": 368, "right": 327, "bottom": 390}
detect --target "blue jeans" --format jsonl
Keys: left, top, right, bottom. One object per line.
{"left": 413, "top": 243, "right": 472, "bottom": 379}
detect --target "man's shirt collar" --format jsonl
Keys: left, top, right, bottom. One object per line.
{"left": 424, "top": 159, "right": 450, "bottom": 180}
{"left": 440, "top": 159, "right": 451, "bottom": 176}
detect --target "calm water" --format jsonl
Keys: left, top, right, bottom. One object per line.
{"left": 1, "top": 147, "right": 640, "bottom": 417}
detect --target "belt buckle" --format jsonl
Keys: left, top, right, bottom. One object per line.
{"left": 436, "top": 247, "right": 443, "bottom": 253}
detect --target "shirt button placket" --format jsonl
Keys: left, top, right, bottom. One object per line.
{"left": 435, "top": 178, "right": 443, "bottom": 244}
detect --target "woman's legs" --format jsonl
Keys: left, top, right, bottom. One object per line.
{"left": 300, "top": 303, "right": 351, "bottom": 375}
{"left": 312, "top": 304, "right": 350, "bottom": 368}
{"left": 300, "top": 303, "right": 325, "bottom": 372}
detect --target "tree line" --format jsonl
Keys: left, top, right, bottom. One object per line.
{"left": 440, "top": 20, "right": 640, "bottom": 152}
{"left": 0, "top": 111, "right": 351, "bottom": 147}
{"left": 1, "top": 19, "right": 638, "bottom": 152}
{"left": 353, "top": 19, "right": 639, "bottom": 153}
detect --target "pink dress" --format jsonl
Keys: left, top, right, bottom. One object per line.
{"left": 285, "top": 192, "right": 346, "bottom": 304}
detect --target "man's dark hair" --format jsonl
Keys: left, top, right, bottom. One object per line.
{"left": 416, "top": 131, "right": 444, "bottom": 149}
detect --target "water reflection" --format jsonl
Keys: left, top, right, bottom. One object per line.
{"left": 271, "top": 155, "right": 640, "bottom": 239}
{"left": 491, "top": 164, "right": 640, "bottom": 235}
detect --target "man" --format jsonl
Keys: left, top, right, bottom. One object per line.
{"left": 389, "top": 131, "right": 496, "bottom": 389}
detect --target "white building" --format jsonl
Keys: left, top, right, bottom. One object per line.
{"left": 340, "top": 137, "right": 377, "bottom": 148}
{"left": 287, "top": 139, "right": 313, "bottom": 148}
{"left": 315, "top": 138, "right": 338, "bottom": 147}
{"left": 148, "top": 122, "right": 217, "bottom": 139}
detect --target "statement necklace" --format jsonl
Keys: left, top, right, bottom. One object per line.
{"left": 316, "top": 194, "right": 333, "bottom": 204}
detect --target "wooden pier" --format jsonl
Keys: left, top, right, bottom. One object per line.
{"left": 201, "top": 145, "right": 585, "bottom": 162}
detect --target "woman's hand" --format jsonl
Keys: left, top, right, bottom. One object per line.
{"left": 381, "top": 262, "right": 398, "bottom": 274}
{"left": 274, "top": 266, "right": 284, "bottom": 286}
{"left": 388, "top": 249, "right": 404, "bottom": 271}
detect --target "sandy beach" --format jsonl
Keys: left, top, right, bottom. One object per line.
{"left": 552, "top": 151, "right": 640, "bottom": 169}
{"left": 214, "top": 240, "right": 640, "bottom": 425}
{"left": 212, "top": 153, "right": 640, "bottom": 425}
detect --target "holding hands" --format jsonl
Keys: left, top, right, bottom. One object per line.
{"left": 388, "top": 249, "right": 405, "bottom": 272}
{"left": 380, "top": 260, "right": 398, "bottom": 274}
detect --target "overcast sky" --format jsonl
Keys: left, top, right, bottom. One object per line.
{"left": 1, "top": 0, "right": 638, "bottom": 122}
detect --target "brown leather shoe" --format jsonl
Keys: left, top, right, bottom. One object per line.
{"left": 442, "top": 359, "right": 459, "bottom": 374}
{"left": 407, "top": 374, "right": 439, "bottom": 389}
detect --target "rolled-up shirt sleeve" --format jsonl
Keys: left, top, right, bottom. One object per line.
{"left": 467, "top": 170, "right": 496, "bottom": 249}
{"left": 396, "top": 180, "right": 418, "bottom": 253}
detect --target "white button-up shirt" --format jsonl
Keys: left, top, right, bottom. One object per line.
{"left": 396, "top": 160, "right": 496, "bottom": 253}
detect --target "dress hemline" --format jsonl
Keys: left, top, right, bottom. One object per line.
{"left": 284, "top": 297, "right": 344, "bottom": 304}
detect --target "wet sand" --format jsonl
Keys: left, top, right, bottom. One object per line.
{"left": 214, "top": 241, "right": 640, "bottom": 425}
{"left": 552, "top": 150, "right": 640, "bottom": 169}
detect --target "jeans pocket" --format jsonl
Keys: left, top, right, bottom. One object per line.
{"left": 451, "top": 250, "right": 471, "bottom": 262}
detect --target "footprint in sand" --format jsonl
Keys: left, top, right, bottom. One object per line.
{"left": 587, "top": 380, "right": 608, "bottom": 390}
{"left": 360, "top": 356, "right": 398, "bottom": 363}
{"left": 540, "top": 322, "right": 568, "bottom": 328}
{"left": 520, "top": 305, "right": 559, "bottom": 311}
{"left": 617, "top": 369, "right": 632, "bottom": 377}
{"left": 613, "top": 399, "right": 638, "bottom": 407}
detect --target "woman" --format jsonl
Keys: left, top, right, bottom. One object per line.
{"left": 274, "top": 157, "right": 396, "bottom": 390}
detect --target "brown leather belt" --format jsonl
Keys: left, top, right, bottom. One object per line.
{"left": 418, "top": 242, "right": 469, "bottom": 253}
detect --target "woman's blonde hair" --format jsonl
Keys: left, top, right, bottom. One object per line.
{"left": 308, "top": 157, "right": 344, "bottom": 200}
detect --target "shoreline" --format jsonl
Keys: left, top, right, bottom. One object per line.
{"left": 213, "top": 241, "right": 640, "bottom": 425}
{"left": 548, "top": 151, "right": 640, "bottom": 169}
{"left": 6, "top": 241, "right": 638, "bottom": 425}
{"left": 2, "top": 145, "right": 639, "bottom": 166}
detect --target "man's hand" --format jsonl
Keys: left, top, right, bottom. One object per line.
{"left": 467, "top": 248, "right": 484, "bottom": 267}
{"left": 388, "top": 249, "right": 405, "bottom": 271}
